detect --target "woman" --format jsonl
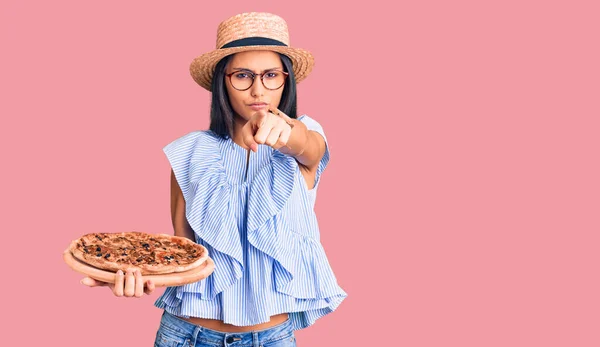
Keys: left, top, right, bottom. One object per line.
{"left": 81, "top": 12, "right": 347, "bottom": 346}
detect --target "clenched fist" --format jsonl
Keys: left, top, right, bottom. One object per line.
{"left": 242, "top": 107, "right": 295, "bottom": 152}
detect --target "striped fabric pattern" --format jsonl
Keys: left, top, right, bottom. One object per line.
{"left": 154, "top": 115, "right": 347, "bottom": 330}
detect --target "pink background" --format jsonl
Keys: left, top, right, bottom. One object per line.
{"left": 2, "top": 0, "right": 599, "bottom": 346}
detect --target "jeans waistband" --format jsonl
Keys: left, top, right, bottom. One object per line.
{"left": 159, "top": 310, "right": 294, "bottom": 346}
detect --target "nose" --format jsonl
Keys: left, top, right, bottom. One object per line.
{"left": 250, "top": 75, "right": 265, "bottom": 97}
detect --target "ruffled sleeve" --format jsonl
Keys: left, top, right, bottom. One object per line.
{"left": 162, "top": 131, "right": 243, "bottom": 300}
{"left": 298, "top": 115, "right": 330, "bottom": 189}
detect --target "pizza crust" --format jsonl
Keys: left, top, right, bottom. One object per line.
{"left": 69, "top": 232, "right": 208, "bottom": 275}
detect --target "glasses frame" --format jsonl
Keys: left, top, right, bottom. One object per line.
{"left": 225, "top": 69, "right": 289, "bottom": 91}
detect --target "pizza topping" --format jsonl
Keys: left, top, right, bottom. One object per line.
{"left": 72, "top": 232, "right": 206, "bottom": 274}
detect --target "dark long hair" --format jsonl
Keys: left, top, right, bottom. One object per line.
{"left": 209, "top": 53, "right": 298, "bottom": 139}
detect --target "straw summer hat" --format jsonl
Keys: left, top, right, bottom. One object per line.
{"left": 189, "top": 12, "right": 315, "bottom": 91}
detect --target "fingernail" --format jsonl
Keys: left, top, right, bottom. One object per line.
{"left": 117, "top": 270, "right": 123, "bottom": 275}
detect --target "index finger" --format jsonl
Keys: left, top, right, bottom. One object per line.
{"left": 269, "top": 106, "right": 283, "bottom": 116}
{"left": 269, "top": 107, "right": 294, "bottom": 127}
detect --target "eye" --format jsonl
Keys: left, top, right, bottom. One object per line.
{"left": 234, "top": 72, "right": 252, "bottom": 79}
{"left": 264, "top": 71, "right": 280, "bottom": 79}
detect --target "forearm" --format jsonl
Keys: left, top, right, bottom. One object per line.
{"left": 279, "top": 119, "right": 324, "bottom": 169}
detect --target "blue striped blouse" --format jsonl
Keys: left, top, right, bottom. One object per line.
{"left": 154, "top": 115, "right": 347, "bottom": 330}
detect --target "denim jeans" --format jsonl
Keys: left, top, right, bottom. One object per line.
{"left": 154, "top": 311, "right": 297, "bottom": 347}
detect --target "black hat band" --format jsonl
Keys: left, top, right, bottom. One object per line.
{"left": 221, "top": 37, "right": 287, "bottom": 49}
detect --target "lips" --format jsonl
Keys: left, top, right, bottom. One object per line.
{"left": 248, "top": 102, "right": 269, "bottom": 111}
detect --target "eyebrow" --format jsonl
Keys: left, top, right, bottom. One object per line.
{"left": 231, "top": 67, "right": 282, "bottom": 73}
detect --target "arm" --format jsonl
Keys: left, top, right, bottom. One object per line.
{"left": 281, "top": 119, "right": 326, "bottom": 171}
{"left": 170, "top": 169, "right": 195, "bottom": 241}
{"left": 243, "top": 109, "right": 326, "bottom": 171}
{"left": 284, "top": 122, "right": 327, "bottom": 190}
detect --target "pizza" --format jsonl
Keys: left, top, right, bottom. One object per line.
{"left": 68, "top": 231, "right": 207, "bottom": 275}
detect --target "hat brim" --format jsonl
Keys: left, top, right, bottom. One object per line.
{"left": 189, "top": 45, "right": 314, "bottom": 91}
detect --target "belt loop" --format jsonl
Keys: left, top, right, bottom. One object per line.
{"left": 191, "top": 325, "right": 202, "bottom": 346}
{"left": 252, "top": 331, "right": 260, "bottom": 347}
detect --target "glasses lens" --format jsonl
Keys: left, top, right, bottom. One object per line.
{"left": 230, "top": 71, "right": 254, "bottom": 90}
{"left": 263, "top": 71, "right": 286, "bottom": 90}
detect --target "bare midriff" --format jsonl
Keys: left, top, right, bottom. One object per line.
{"left": 181, "top": 313, "right": 289, "bottom": 333}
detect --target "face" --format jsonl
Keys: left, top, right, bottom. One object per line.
{"left": 224, "top": 50, "right": 285, "bottom": 123}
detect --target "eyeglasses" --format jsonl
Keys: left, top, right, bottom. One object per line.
{"left": 225, "top": 69, "right": 289, "bottom": 91}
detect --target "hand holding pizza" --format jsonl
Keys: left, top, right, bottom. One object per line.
{"left": 242, "top": 108, "right": 295, "bottom": 152}
{"left": 66, "top": 232, "right": 212, "bottom": 293}
{"left": 81, "top": 269, "right": 155, "bottom": 298}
